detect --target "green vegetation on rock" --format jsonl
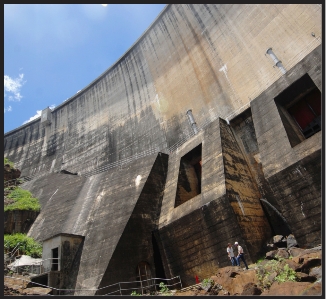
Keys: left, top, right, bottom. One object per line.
{"left": 5, "top": 187, "right": 40, "bottom": 212}
{"left": 159, "top": 282, "right": 172, "bottom": 296}
{"left": 256, "top": 259, "right": 297, "bottom": 289}
{"left": 201, "top": 278, "right": 214, "bottom": 289}
{"left": 4, "top": 233, "right": 42, "bottom": 258}
{"left": 4, "top": 157, "right": 14, "bottom": 168}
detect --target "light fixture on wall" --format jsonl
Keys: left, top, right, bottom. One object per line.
{"left": 186, "top": 109, "right": 199, "bottom": 134}
{"left": 266, "top": 48, "right": 287, "bottom": 74}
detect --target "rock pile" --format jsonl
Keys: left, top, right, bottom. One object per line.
{"left": 175, "top": 235, "right": 322, "bottom": 296}
{"left": 4, "top": 274, "right": 52, "bottom": 296}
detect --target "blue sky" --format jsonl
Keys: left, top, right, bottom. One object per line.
{"left": 4, "top": 4, "right": 166, "bottom": 133}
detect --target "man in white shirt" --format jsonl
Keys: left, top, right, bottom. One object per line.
{"left": 234, "top": 241, "right": 249, "bottom": 269}
{"left": 226, "top": 243, "right": 237, "bottom": 266}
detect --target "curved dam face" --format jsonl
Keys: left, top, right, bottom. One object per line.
{"left": 4, "top": 4, "right": 322, "bottom": 294}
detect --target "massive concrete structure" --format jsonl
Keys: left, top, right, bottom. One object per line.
{"left": 4, "top": 4, "right": 322, "bottom": 294}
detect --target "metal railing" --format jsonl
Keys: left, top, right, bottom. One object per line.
{"left": 96, "top": 276, "right": 182, "bottom": 296}
{"left": 7, "top": 257, "right": 60, "bottom": 275}
{"left": 6, "top": 242, "right": 21, "bottom": 258}
{"left": 4, "top": 274, "right": 182, "bottom": 296}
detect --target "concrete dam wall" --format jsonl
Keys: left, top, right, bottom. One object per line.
{"left": 4, "top": 4, "right": 322, "bottom": 294}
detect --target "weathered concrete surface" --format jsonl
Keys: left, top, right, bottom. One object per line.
{"left": 3, "top": 3, "right": 322, "bottom": 294}
{"left": 22, "top": 153, "right": 167, "bottom": 294}
{"left": 157, "top": 118, "right": 271, "bottom": 286}
{"left": 72, "top": 153, "right": 168, "bottom": 295}
{"left": 250, "top": 46, "right": 322, "bottom": 248}
{"left": 229, "top": 110, "right": 291, "bottom": 237}
{"left": 94, "top": 152, "right": 169, "bottom": 295}
{"left": 220, "top": 119, "right": 272, "bottom": 262}
{"left": 267, "top": 151, "right": 322, "bottom": 248}
{"left": 24, "top": 173, "right": 87, "bottom": 241}
{"left": 4, "top": 5, "right": 322, "bottom": 180}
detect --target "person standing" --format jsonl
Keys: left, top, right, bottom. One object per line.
{"left": 226, "top": 243, "right": 237, "bottom": 266}
{"left": 234, "top": 241, "right": 249, "bottom": 269}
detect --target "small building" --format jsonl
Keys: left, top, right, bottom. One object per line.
{"left": 42, "top": 233, "right": 83, "bottom": 272}
{"left": 31, "top": 233, "right": 84, "bottom": 294}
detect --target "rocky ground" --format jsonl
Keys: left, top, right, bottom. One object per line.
{"left": 4, "top": 242, "right": 322, "bottom": 296}
{"left": 4, "top": 274, "right": 52, "bottom": 296}
{"left": 174, "top": 240, "right": 322, "bottom": 296}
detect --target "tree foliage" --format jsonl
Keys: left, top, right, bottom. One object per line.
{"left": 5, "top": 187, "right": 40, "bottom": 211}
{"left": 4, "top": 233, "right": 42, "bottom": 258}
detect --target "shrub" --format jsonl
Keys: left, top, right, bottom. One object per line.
{"left": 256, "top": 259, "right": 297, "bottom": 289}
{"left": 5, "top": 187, "right": 40, "bottom": 212}
{"left": 201, "top": 278, "right": 214, "bottom": 290}
{"left": 4, "top": 157, "right": 14, "bottom": 168}
{"left": 159, "top": 282, "right": 172, "bottom": 296}
{"left": 4, "top": 233, "right": 42, "bottom": 258}
{"left": 274, "top": 264, "right": 296, "bottom": 283}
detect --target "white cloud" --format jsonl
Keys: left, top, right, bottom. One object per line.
{"left": 4, "top": 105, "right": 12, "bottom": 113}
{"left": 23, "top": 110, "right": 42, "bottom": 124}
{"left": 4, "top": 74, "right": 25, "bottom": 101}
{"left": 81, "top": 4, "right": 108, "bottom": 21}
{"left": 22, "top": 105, "right": 56, "bottom": 124}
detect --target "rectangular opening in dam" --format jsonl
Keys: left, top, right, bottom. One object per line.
{"left": 175, "top": 143, "right": 202, "bottom": 208}
{"left": 275, "top": 73, "right": 321, "bottom": 147}
{"left": 230, "top": 108, "right": 259, "bottom": 154}
{"left": 51, "top": 247, "right": 59, "bottom": 271}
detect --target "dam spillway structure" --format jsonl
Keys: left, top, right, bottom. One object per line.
{"left": 4, "top": 4, "right": 322, "bottom": 295}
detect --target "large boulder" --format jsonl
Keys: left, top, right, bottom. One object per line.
{"left": 273, "top": 235, "right": 287, "bottom": 248}
{"left": 261, "top": 281, "right": 317, "bottom": 296}
{"left": 288, "top": 247, "right": 305, "bottom": 257}
{"left": 286, "top": 234, "right": 298, "bottom": 249}
{"left": 265, "top": 250, "right": 277, "bottom": 260}
{"left": 212, "top": 266, "right": 258, "bottom": 295}
{"left": 292, "top": 250, "right": 322, "bottom": 273}
{"left": 309, "top": 266, "right": 322, "bottom": 280}
{"left": 22, "top": 287, "right": 52, "bottom": 295}
{"left": 241, "top": 282, "right": 262, "bottom": 295}
{"left": 295, "top": 272, "right": 316, "bottom": 282}
{"left": 301, "top": 281, "right": 322, "bottom": 296}
{"left": 275, "top": 248, "right": 289, "bottom": 259}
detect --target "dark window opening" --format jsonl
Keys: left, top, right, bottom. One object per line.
{"left": 51, "top": 247, "right": 59, "bottom": 271}
{"left": 230, "top": 108, "right": 259, "bottom": 154}
{"left": 60, "top": 169, "right": 78, "bottom": 175}
{"left": 152, "top": 232, "right": 166, "bottom": 281}
{"left": 175, "top": 144, "right": 202, "bottom": 208}
{"left": 275, "top": 74, "right": 321, "bottom": 147}
{"left": 287, "top": 88, "right": 321, "bottom": 138}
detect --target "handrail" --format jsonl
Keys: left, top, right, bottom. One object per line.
{"left": 8, "top": 242, "right": 21, "bottom": 258}
{"left": 9, "top": 257, "right": 60, "bottom": 275}
{"left": 4, "top": 275, "right": 182, "bottom": 296}
{"left": 98, "top": 275, "right": 182, "bottom": 296}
